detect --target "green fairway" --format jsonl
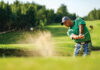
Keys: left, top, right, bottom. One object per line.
{"left": 0, "top": 20, "right": 100, "bottom": 70}
{"left": 0, "top": 55, "right": 100, "bottom": 70}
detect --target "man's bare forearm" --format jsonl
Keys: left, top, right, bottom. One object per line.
{"left": 71, "top": 24, "right": 85, "bottom": 39}
{"left": 79, "top": 24, "right": 84, "bottom": 35}
{"left": 72, "top": 34, "right": 79, "bottom": 39}
{"left": 72, "top": 34, "right": 84, "bottom": 39}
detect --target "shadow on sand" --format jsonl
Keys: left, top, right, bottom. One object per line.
{"left": 0, "top": 46, "right": 100, "bottom": 57}
{"left": 0, "top": 48, "right": 40, "bottom": 57}
{"left": 92, "top": 46, "right": 100, "bottom": 51}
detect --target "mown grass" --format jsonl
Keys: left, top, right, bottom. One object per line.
{"left": 0, "top": 20, "right": 100, "bottom": 70}
{"left": 0, "top": 55, "right": 100, "bottom": 70}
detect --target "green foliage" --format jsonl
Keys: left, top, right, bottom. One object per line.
{"left": 57, "top": 4, "right": 69, "bottom": 16}
{"left": 56, "top": 4, "right": 76, "bottom": 22}
{"left": 0, "top": 2, "right": 12, "bottom": 31}
{"left": 0, "top": 1, "right": 76, "bottom": 32}
{"left": 26, "top": 6, "right": 36, "bottom": 27}
{"left": 84, "top": 8, "right": 100, "bottom": 20}
{"left": 46, "top": 9, "right": 55, "bottom": 24}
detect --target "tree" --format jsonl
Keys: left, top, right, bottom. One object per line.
{"left": 0, "top": 1, "right": 12, "bottom": 31}
{"left": 57, "top": 4, "right": 69, "bottom": 16}
{"left": 55, "top": 4, "right": 76, "bottom": 22}
{"left": 56, "top": 4, "right": 69, "bottom": 22}
{"left": 26, "top": 6, "right": 36, "bottom": 29}
{"left": 84, "top": 8, "right": 100, "bottom": 20}
{"left": 4, "top": 3, "right": 12, "bottom": 30}
{"left": 46, "top": 9, "right": 55, "bottom": 24}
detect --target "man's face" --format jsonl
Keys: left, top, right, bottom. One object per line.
{"left": 63, "top": 19, "right": 72, "bottom": 27}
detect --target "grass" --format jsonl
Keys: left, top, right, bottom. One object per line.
{"left": 0, "top": 20, "right": 100, "bottom": 70}
{"left": 0, "top": 55, "right": 100, "bottom": 70}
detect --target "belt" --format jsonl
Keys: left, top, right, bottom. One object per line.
{"left": 76, "top": 40, "right": 91, "bottom": 44}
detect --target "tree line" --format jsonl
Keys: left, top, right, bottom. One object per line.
{"left": 0, "top": 0, "right": 76, "bottom": 32}
{"left": 84, "top": 8, "right": 100, "bottom": 20}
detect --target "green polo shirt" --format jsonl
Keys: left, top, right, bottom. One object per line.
{"left": 67, "top": 17, "right": 91, "bottom": 43}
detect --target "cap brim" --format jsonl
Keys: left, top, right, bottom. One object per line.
{"left": 61, "top": 22, "right": 64, "bottom": 25}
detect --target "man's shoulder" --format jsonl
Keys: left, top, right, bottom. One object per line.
{"left": 75, "top": 17, "right": 86, "bottom": 25}
{"left": 67, "top": 28, "right": 70, "bottom": 31}
{"left": 75, "top": 17, "right": 83, "bottom": 21}
{"left": 67, "top": 28, "right": 73, "bottom": 33}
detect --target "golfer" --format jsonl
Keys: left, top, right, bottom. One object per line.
{"left": 61, "top": 16, "right": 92, "bottom": 56}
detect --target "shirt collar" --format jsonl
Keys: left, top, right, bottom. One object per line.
{"left": 70, "top": 20, "right": 75, "bottom": 29}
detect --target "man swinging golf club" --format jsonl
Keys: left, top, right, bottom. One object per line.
{"left": 61, "top": 16, "right": 92, "bottom": 56}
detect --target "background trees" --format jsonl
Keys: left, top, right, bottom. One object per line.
{"left": 0, "top": 0, "right": 77, "bottom": 32}
{"left": 84, "top": 8, "right": 100, "bottom": 20}
{"left": 0, "top": 0, "right": 100, "bottom": 32}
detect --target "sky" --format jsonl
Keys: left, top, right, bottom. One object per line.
{"left": 2, "top": 0, "right": 100, "bottom": 17}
